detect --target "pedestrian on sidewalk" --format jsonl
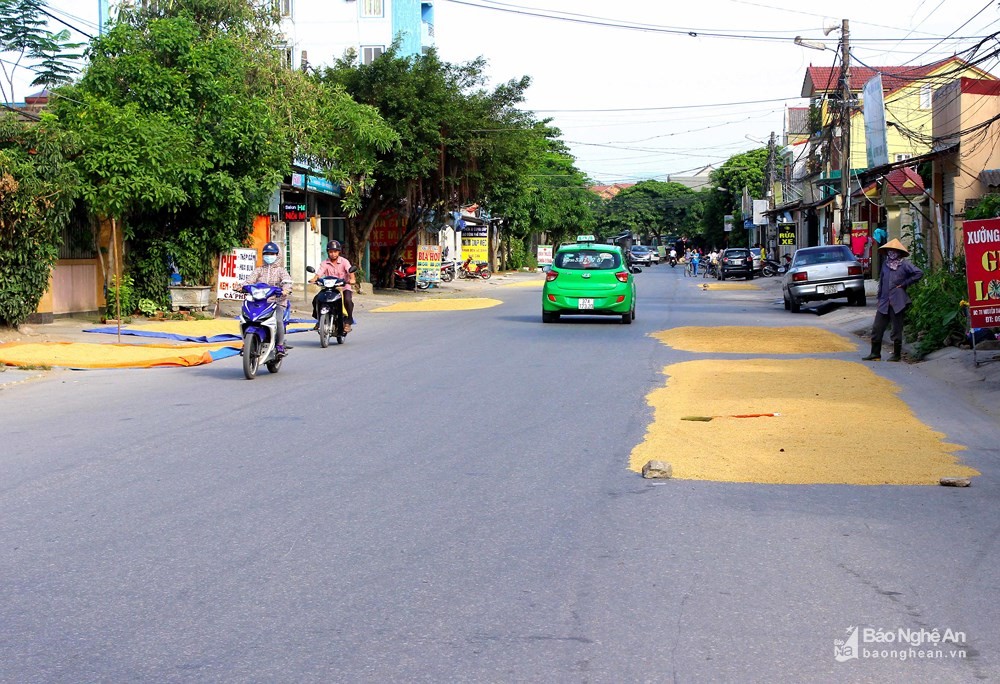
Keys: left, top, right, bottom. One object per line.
{"left": 863, "top": 238, "right": 923, "bottom": 362}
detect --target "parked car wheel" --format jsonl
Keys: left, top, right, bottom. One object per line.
{"left": 783, "top": 292, "right": 791, "bottom": 310}
{"left": 789, "top": 295, "right": 801, "bottom": 313}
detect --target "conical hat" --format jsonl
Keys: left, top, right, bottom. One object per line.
{"left": 878, "top": 238, "right": 909, "bottom": 255}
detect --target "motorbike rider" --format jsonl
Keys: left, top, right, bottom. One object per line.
{"left": 310, "top": 240, "right": 356, "bottom": 332}
{"left": 237, "top": 242, "right": 293, "bottom": 354}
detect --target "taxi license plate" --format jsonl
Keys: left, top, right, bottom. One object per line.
{"left": 578, "top": 298, "right": 594, "bottom": 310}
{"left": 820, "top": 284, "right": 839, "bottom": 295}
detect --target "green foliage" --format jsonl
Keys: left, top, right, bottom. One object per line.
{"left": 138, "top": 298, "right": 158, "bottom": 316}
{"left": 0, "top": 113, "right": 79, "bottom": 326}
{"left": 505, "top": 236, "right": 527, "bottom": 270}
{"left": 51, "top": 0, "right": 323, "bottom": 290}
{"left": 320, "top": 47, "right": 542, "bottom": 267}
{"left": 492, "top": 131, "right": 596, "bottom": 248}
{"left": 105, "top": 273, "right": 135, "bottom": 319}
{"left": 598, "top": 180, "right": 702, "bottom": 242}
{"left": 965, "top": 194, "right": 1000, "bottom": 220}
{"left": 0, "top": 0, "right": 83, "bottom": 102}
{"left": 702, "top": 148, "right": 769, "bottom": 246}
{"left": 904, "top": 257, "right": 968, "bottom": 358}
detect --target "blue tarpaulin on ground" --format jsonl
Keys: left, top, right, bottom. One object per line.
{"left": 83, "top": 321, "right": 316, "bottom": 344}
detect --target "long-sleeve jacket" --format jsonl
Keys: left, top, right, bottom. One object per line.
{"left": 239, "top": 263, "right": 293, "bottom": 305}
{"left": 876, "top": 259, "right": 923, "bottom": 314}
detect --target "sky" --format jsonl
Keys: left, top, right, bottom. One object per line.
{"left": 14, "top": 0, "right": 1000, "bottom": 184}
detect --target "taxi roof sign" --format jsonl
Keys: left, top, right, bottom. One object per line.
{"left": 576, "top": 234, "right": 596, "bottom": 243}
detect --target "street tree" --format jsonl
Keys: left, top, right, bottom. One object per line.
{"left": 51, "top": 0, "right": 393, "bottom": 304}
{"left": 702, "top": 147, "right": 768, "bottom": 247}
{"left": 0, "top": 112, "right": 79, "bottom": 326}
{"left": 0, "top": 0, "right": 83, "bottom": 104}
{"left": 598, "top": 180, "right": 703, "bottom": 242}
{"left": 490, "top": 129, "right": 597, "bottom": 266}
{"left": 318, "top": 47, "right": 535, "bottom": 283}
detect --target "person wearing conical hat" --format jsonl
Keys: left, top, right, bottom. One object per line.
{"left": 862, "top": 238, "right": 923, "bottom": 362}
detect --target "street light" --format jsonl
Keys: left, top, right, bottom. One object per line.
{"left": 794, "top": 36, "right": 828, "bottom": 51}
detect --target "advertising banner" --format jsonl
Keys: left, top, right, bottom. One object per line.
{"left": 417, "top": 244, "right": 442, "bottom": 284}
{"left": 724, "top": 215, "right": 734, "bottom": 233}
{"left": 863, "top": 74, "right": 889, "bottom": 169}
{"left": 537, "top": 245, "right": 553, "bottom": 266}
{"left": 216, "top": 248, "right": 258, "bottom": 300}
{"left": 963, "top": 218, "right": 1000, "bottom": 328}
{"left": 461, "top": 224, "right": 489, "bottom": 264}
{"left": 369, "top": 211, "right": 416, "bottom": 266}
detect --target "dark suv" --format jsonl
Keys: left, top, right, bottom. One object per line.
{"left": 718, "top": 248, "right": 753, "bottom": 280}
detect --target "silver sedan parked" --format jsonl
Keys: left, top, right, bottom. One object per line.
{"left": 782, "top": 245, "right": 866, "bottom": 313}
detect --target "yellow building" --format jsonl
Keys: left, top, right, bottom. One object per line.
{"left": 795, "top": 57, "right": 996, "bottom": 249}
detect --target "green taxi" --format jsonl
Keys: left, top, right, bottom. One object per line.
{"left": 542, "top": 236, "right": 637, "bottom": 324}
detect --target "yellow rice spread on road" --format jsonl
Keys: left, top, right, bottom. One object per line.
{"left": 0, "top": 341, "right": 231, "bottom": 369}
{"left": 372, "top": 297, "right": 503, "bottom": 313}
{"left": 698, "top": 282, "right": 760, "bottom": 291}
{"left": 629, "top": 358, "right": 977, "bottom": 485}
{"left": 652, "top": 326, "right": 856, "bottom": 354}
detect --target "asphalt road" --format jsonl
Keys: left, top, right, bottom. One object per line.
{"left": 2, "top": 266, "right": 998, "bottom": 682}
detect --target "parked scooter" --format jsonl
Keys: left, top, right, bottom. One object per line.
{"left": 307, "top": 265, "right": 358, "bottom": 348}
{"left": 459, "top": 257, "right": 491, "bottom": 279}
{"left": 440, "top": 260, "right": 456, "bottom": 282}
{"left": 761, "top": 255, "right": 792, "bottom": 277}
{"left": 238, "top": 281, "right": 291, "bottom": 379}
{"left": 393, "top": 260, "right": 418, "bottom": 290}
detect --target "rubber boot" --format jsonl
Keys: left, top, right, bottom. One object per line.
{"left": 886, "top": 341, "right": 902, "bottom": 362}
{"left": 862, "top": 338, "right": 882, "bottom": 361}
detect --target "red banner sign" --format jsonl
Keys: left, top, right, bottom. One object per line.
{"left": 963, "top": 218, "right": 1000, "bottom": 327}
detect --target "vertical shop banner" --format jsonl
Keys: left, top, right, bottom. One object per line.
{"left": 963, "top": 218, "right": 1000, "bottom": 327}
{"left": 537, "top": 245, "right": 553, "bottom": 266}
{"left": 417, "top": 244, "right": 442, "bottom": 284}
{"left": 461, "top": 225, "right": 489, "bottom": 263}
{"left": 216, "top": 248, "right": 258, "bottom": 300}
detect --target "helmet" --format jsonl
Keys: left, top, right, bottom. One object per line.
{"left": 326, "top": 240, "right": 342, "bottom": 252}
{"left": 262, "top": 242, "right": 280, "bottom": 255}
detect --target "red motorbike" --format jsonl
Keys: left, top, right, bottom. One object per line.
{"left": 393, "top": 260, "right": 431, "bottom": 290}
{"left": 459, "top": 257, "right": 491, "bottom": 279}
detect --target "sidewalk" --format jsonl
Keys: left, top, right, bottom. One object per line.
{"left": 0, "top": 270, "right": 544, "bottom": 386}
{"left": 752, "top": 274, "right": 1000, "bottom": 419}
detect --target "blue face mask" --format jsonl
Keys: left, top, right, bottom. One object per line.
{"left": 263, "top": 254, "right": 277, "bottom": 265}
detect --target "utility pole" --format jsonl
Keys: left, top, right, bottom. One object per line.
{"left": 839, "top": 18, "right": 851, "bottom": 244}
{"left": 764, "top": 130, "right": 777, "bottom": 258}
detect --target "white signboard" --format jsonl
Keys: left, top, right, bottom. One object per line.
{"left": 216, "top": 248, "right": 258, "bottom": 300}
{"left": 863, "top": 74, "right": 889, "bottom": 169}
{"left": 753, "top": 199, "right": 770, "bottom": 226}
{"left": 537, "top": 245, "right": 553, "bottom": 266}
{"left": 724, "top": 215, "right": 734, "bottom": 233}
